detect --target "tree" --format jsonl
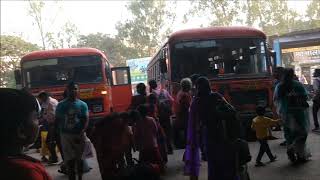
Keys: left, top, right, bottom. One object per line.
{"left": 184, "top": 0, "right": 240, "bottom": 26}
{"left": 28, "top": 0, "right": 79, "bottom": 49}
{"left": 306, "top": 0, "right": 320, "bottom": 28}
{"left": 61, "top": 22, "right": 79, "bottom": 48}
{"left": 28, "top": 0, "right": 46, "bottom": 49}
{"left": 246, "top": 0, "right": 302, "bottom": 35}
{"left": 116, "top": 0, "right": 176, "bottom": 57}
{"left": 185, "top": 0, "right": 317, "bottom": 36}
{"left": 76, "top": 33, "right": 137, "bottom": 66}
{"left": 242, "top": 0, "right": 320, "bottom": 35}
{"left": 0, "top": 35, "right": 40, "bottom": 87}
{"left": 47, "top": 22, "right": 80, "bottom": 49}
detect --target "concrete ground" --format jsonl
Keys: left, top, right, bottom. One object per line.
{"left": 27, "top": 130, "right": 319, "bottom": 180}
{"left": 26, "top": 107, "right": 320, "bottom": 180}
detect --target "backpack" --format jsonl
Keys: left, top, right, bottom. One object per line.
{"left": 157, "top": 89, "right": 172, "bottom": 115}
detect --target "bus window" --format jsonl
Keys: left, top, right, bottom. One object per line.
{"left": 110, "top": 66, "right": 132, "bottom": 112}
{"left": 111, "top": 67, "right": 130, "bottom": 85}
{"left": 155, "top": 63, "right": 158, "bottom": 81}
{"left": 105, "top": 61, "right": 111, "bottom": 85}
{"left": 171, "top": 38, "right": 269, "bottom": 82}
{"left": 22, "top": 55, "right": 103, "bottom": 88}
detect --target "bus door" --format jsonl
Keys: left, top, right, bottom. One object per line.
{"left": 111, "top": 67, "right": 132, "bottom": 112}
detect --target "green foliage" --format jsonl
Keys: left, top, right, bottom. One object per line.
{"left": 76, "top": 33, "right": 137, "bottom": 66}
{"left": 28, "top": 0, "right": 46, "bottom": 49}
{"left": 249, "top": 0, "right": 319, "bottom": 35}
{"left": 186, "top": 0, "right": 320, "bottom": 36}
{"left": 28, "top": 0, "right": 79, "bottom": 49}
{"left": 306, "top": 0, "right": 320, "bottom": 28}
{"left": 116, "top": 0, "right": 176, "bottom": 57}
{"left": 0, "top": 35, "right": 40, "bottom": 87}
{"left": 245, "top": 0, "right": 300, "bottom": 35}
{"left": 185, "top": 0, "right": 240, "bottom": 26}
{"left": 47, "top": 22, "right": 79, "bottom": 49}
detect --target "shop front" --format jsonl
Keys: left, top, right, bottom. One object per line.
{"left": 281, "top": 45, "right": 320, "bottom": 85}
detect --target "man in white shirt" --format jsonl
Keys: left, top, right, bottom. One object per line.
{"left": 38, "top": 91, "right": 59, "bottom": 163}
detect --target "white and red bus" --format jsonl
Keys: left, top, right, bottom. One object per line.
{"left": 15, "top": 48, "right": 132, "bottom": 123}
{"left": 148, "top": 27, "right": 276, "bottom": 139}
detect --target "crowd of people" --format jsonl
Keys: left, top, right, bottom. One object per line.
{"left": 0, "top": 67, "right": 319, "bottom": 180}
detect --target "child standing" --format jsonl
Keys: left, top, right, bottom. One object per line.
{"left": 251, "top": 106, "right": 279, "bottom": 167}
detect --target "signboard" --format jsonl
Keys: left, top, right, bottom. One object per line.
{"left": 294, "top": 49, "right": 320, "bottom": 61}
{"left": 282, "top": 45, "right": 320, "bottom": 62}
{"left": 126, "top": 57, "right": 151, "bottom": 84}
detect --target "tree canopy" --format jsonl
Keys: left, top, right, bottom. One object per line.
{"left": 185, "top": 0, "right": 241, "bottom": 26}
{"left": 185, "top": 0, "right": 320, "bottom": 36}
{"left": 75, "top": 33, "right": 138, "bottom": 66}
{"left": 28, "top": 0, "right": 79, "bottom": 49}
{"left": 0, "top": 35, "right": 40, "bottom": 87}
{"left": 116, "top": 0, "right": 176, "bottom": 57}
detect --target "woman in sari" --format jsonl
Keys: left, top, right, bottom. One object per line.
{"left": 175, "top": 78, "right": 192, "bottom": 148}
{"left": 274, "top": 68, "right": 311, "bottom": 163}
{"left": 184, "top": 77, "right": 238, "bottom": 180}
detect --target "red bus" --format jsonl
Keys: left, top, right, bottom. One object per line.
{"left": 15, "top": 48, "right": 132, "bottom": 123}
{"left": 147, "top": 27, "right": 276, "bottom": 139}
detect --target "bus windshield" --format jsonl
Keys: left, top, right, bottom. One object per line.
{"left": 22, "top": 55, "right": 103, "bottom": 88}
{"left": 171, "top": 38, "right": 269, "bottom": 82}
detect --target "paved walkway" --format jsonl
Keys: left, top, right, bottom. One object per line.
{"left": 27, "top": 130, "right": 320, "bottom": 180}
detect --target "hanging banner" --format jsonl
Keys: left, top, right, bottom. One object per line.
{"left": 126, "top": 57, "right": 151, "bottom": 84}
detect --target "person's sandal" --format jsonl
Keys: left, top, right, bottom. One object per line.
{"left": 41, "top": 156, "right": 49, "bottom": 162}
{"left": 58, "top": 168, "right": 67, "bottom": 175}
{"left": 280, "top": 141, "right": 286, "bottom": 146}
{"left": 287, "top": 149, "right": 297, "bottom": 163}
{"left": 270, "top": 155, "right": 277, "bottom": 162}
{"left": 255, "top": 161, "right": 265, "bottom": 167}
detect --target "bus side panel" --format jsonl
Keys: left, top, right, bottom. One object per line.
{"left": 111, "top": 85, "right": 132, "bottom": 112}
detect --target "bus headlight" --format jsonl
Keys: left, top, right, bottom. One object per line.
{"left": 101, "top": 91, "right": 107, "bottom": 95}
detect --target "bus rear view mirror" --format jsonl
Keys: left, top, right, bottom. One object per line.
{"left": 268, "top": 50, "right": 277, "bottom": 68}
{"left": 14, "top": 69, "right": 22, "bottom": 85}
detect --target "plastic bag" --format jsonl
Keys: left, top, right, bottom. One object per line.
{"left": 82, "top": 135, "right": 94, "bottom": 159}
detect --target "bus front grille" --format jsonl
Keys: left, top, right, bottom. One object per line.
{"left": 229, "top": 90, "right": 269, "bottom": 108}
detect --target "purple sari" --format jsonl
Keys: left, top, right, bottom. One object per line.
{"left": 184, "top": 98, "right": 201, "bottom": 176}
{"left": 184, "top": 96, "right": 239, "bottom": 180}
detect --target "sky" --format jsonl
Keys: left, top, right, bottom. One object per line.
{"left": 1, "top": 0, "right": 311, "bottom": 47}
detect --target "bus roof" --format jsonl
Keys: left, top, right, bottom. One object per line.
{"left": 21, "top": 48, "right": 107, "bottom": 61}
{"left": 168, "top": 26, "right": 266, "bottom": 42}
